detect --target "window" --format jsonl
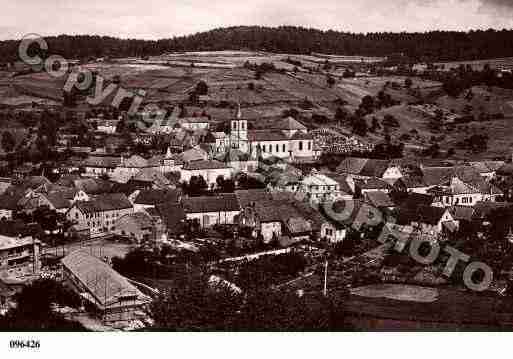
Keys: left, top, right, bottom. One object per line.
{"left": 241, "top": 122, "right": 245, "bottom": 130}
{"left": 262, "top": 145, "right": 266, "bottom": 152}
{"left": 299, "top": 141, "right": 303, "bottom": 150}
{"left": 283, "top": 144, "right": 286, "bottom": 152}
{"left": 308, "top": 141, "right": 312, "bottom": 150}
{"left": 276, "top": 144, "right": 279, "bottom": 152}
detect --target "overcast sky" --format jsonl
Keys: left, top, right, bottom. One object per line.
{"left": 1, "top": 0, "right": 513, "bottom": 40}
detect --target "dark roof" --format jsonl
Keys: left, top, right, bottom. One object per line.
{"left": 397, "top": 205, "right": 448, "bottom": 226}
{"left": 354, "top": 178, "right": 391, "bottom": 190}
{"left": 0, "top": 220, "right": 42, "bottom": 238}
{"left": 472, "top": 201, "right": 513, "bottom": 220}
{"left": 155, "top": 203, "right": 186, "bottom": 234}
{"left": 0, "top": 194, "right": 19, "bottom": 210}
{"left": 323, "top": 172, "right": 353, "bottom": 195}
{"left": 248, "top": 130, "right": 288, "bottom": 142}
{"left": 336, "top": 157, "right": 368, "bottom": 175}
{"left": 115, "top": 212, "right": 154, "bottom": 230}
{"left": 182, "top": 194, "right": 240, "bottom": 213}
{"left": 399, "top": 192, "right": 434, "bottom": 208}
{"left": 421, "top": 165, "right": 482, "bottom": 186}
{"left": 448, "top": 206, "right": 475, "bottom": 222}
{"left": 182, "top": 159, "right": 229, "bottom": 170}
{"left": 364, "top": 191, "right": 395, "bottom": 208}
{"left": 134, "top": 189, "right": 181, "bottom": 205}
{"left": 74, "top": 193, "right": 132, "bottom": 213}
{"left": 359, "top": 159, "right": 394, "bottom": 178}
{"left": 234, "top": 189, "right": 273, "bottom": 208}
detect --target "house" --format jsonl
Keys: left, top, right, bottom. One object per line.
{"left": 320, "top": 219, "right": 347, "bottom": 243}
{"left": 112, "top": 212, "right": 158, "bottom": 243}
{"left": 428, "top": 177, "right": 502, "bottom": 207}
{"left": 0, "top": 234, "right": 41, "bottom": 280}
{"left": 354, "top": 177, "right": 392, "bottom": 196}
{"left": 468, "top": 161, "right": 505, "bottom": 181}
{"left": 337, "top": 157, "right": 403, "bottom": 181}
{"left": 178, "top": 116, "right": 210, "bottom": 131}
{"left": 66, "top": 193, "right": 134, "bottom": 238}
{"left": 0, "top": 194, "right": 19, "bottom": 220}
{"left": 396, "top": 205, "right": 456, "bottom": 235}
{"left": 393, "top": 176, "right": 430, "bottom": 194}
{"left": 26, "top": 189, "right": 90, "bottom": 214}
{"left": 180, "top": 160, "right": 233, "bottom": 187}
{"left": 62, "top": 250, "right": 152, "bottom": 328}
{"left": 130, "top": 189, "right": 181, "bottom": 212}
{"left": 215, "top": 148, "right": 258, "bottom": 173}
{"left": 182, "top": 194, "right": 240, "bottom": 228}
{"left": 299, "top": 171, "right": 342, "bottom": 204}
{"left": 0, "top": 178, "right": 11, "bottom": 195}
{"left": 95, "top": 119, "right": 119, "bottom": 134}
{"left": 82, "top": 155, "right": 121, "bottom": 177}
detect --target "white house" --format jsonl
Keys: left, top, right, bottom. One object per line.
{"left": 182, "top": 194, "right": 241, "bottom": 228}
{"left": 180, "top": 160, "right": 233, "bottom": 187}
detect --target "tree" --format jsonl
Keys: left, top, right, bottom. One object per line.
{"left": 1, "top": 131, "right": 15, "bottom": 153}
{"left": 195, "top": 81, "right": 209, "bottom": 96}
{"left": 404, "top": 77, "right": 413, "bottom": 88}
{"left": 326, "top": 75, "right": 336, "bottom": 88}
{"left": 0, "top": 279, "right": 84, "bottom": 330}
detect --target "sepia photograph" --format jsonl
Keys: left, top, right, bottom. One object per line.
{"left": 1, "top": 0, "right": 513, "bottom": 354}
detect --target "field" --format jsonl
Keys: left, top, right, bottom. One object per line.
{"left": 435, "top": 57, "right": 513, "bottom": 71}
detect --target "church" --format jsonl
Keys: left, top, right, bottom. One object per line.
{"left": 221, "top": 105, "right": 315, "bottom": 161}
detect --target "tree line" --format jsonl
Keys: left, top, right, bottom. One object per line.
{"left": 2, "top": 26, "right": 513, "bottom": 63}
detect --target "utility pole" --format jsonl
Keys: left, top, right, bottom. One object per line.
{"left": 323, "top": 259, "right": 328, "bottom": 297}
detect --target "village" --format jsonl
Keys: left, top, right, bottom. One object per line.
{"left": 1, "top": 31, "right": 513, "bottom": 330}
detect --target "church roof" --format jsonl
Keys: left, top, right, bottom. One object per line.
{"left": 274, "top": 117, "right": 307, "bottom": 131}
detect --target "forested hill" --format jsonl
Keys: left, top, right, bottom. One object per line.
{"left": 1, "top": 26, "right": 513, "bottom": 62}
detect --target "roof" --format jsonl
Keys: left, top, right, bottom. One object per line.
{"left": 497, "top": 163, "right": 513, "bottom": 176}
{"left": 448, "top": 206, "right": 475, "bottom": 222}
{"left": 290, "top": 132, "right": 314, "bottom": 140}
{"left": 134, "top": 189, "right": 181, "bottom": 205}
{"left": 364, "top": 191, "right": 395, "bottom": 208}
{"left": 121, "top": 155, "right": 148, "bottom": 168}
{"left": 82, "top": 155, "right": 121, "bottom": 168}
{"left": 215, "top": 149, "right": 250, "bottom": 163}
{"left": 179, "top": 147, "right": 208, "bottom": 163}
{"left": 132, "top": 168, "right": 171, "bottom": 186}
{"left": 0, "top": 194, "right": 19, "bottom": 210}
{"left": 286, "top": 217, "right": 312, "bottom": 234}
{"left": 336, "top": 157, "right": 368, "bottom": 175}
{"left": 274, "top": 117, "right": 307, "bottom": 131}
{"left": 323, "top": 172, "right": 353, "bottom": 195}
{"left": 182, "top": 159, "right": 230, "bottom": 170}
{"left": 74, "top": 193, "right": 132, "bottom": 213}
{"left": 234, "top": 189, "right": 273, "bottom": 208}
{"left": 472, "top": 201, "right": 513, "bottom": 220}
{"left": 62, "top": 250, "right": 151, "bottom": 309}
{"left": 0, "top": 235, "right": 38, "bottom": 251}
{"left": 73, "top": 178, "right": 113, "bottom": 195}
{"left": 421, "top": 165, "right": 483, "bottom": 186}
{"left": 354, "top": 177, "right": 391, "bottom": 190}
{"left": 115, "top": 212, "right": 154, "bottom": 230}
{"left": 248, "top": 130, "right": 288, "bottom": 142}
{"left": 182, "top": 194, "right": 240, "bottom": 213}
{"left": 397, "top": 205, "right": 448, "bottom": 226}
{"left": 43, "top": 191, "right": 74, "bottom": 209}
{"left": 360, "top": 159, "right": 395, "bottom": 178}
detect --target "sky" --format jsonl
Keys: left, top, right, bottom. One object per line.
{"left": 1, "top": 0, "right": 513, "bottom": 40}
